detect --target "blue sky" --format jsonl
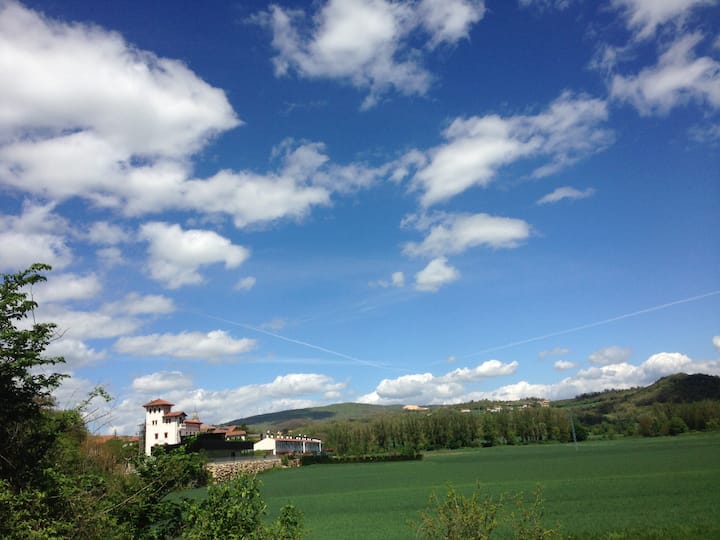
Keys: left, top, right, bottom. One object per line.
{"left": 1, "top": 0, "right": 719, "bottom": 434}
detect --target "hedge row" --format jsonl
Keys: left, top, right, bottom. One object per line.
{"left": 299, "top": 452, "right": 423, "bottom": 466}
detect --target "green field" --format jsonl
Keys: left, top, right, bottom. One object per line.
{"left": 250, "top": 434, "right": 720, "bottom": 539}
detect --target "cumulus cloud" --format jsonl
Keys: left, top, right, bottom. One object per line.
{"left": 84, "top": 221, "right": 131, "bottom": 245}
{"left": 132, "top": 371, "right": 194, "bottom": 393}
{"left": 105, "top": 371, "right": 348, "bottom": 434}
{"left": 0, "top": 202, "right": 72, "bottom": 271}
{"left": 45, "top": 338, "right": 106, "bottom": 369}
{"left": 115, "top": 330, "right": 256, "bottom": 361}
{"left": 34, "top": 304, "right": 141, "bottom": 340}
{"left": 611, "top": 0, "right": 715, "bottom": 40}
{"left": 404, "top": 212, "right": 531, "bottom": 257}
{"left": 714, "top": 335, "right": 720, "bottom": 351}
{"left": 588, "top": 345, "right": 633, "bottom": 365}
{"left": 466, "top": 351, "right": 718, "bottom": 402}
{"left": 31, "top": 272, "right": 102, "bottom": 303}
{"left": 537, "top": 186, "right": 596, "bottom": 205}
{"left": 139, "top": 222, "right": 250, "bottom": 289}
{"left": 358, "top": 359, "right": 518, "bottom": 404}
{"left": 412, "top": 91, "right": 612, "bottom": 206}
{"left": 0, "top": 1, "right": 239, "bottom": 207}
{"left": 611, "top": 33, "right": 720, "bottom": 115}
{"left": 102, "top": 293, "right": 176, "bottom": 316}
{"left": 262, "top": 0, "right": 484, "bottom": 108}
{"left": 553, "top": 360, "right": 576, "bottom": 371}
{"left": 415, "top": 257, "right": 459, "bottom": 292}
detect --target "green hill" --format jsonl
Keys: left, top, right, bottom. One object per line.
{"left": 225, "top": 373, "right": 720, "bottom": 437}
{"left": 225, "top": 402, "right": 404, "bottom": 433}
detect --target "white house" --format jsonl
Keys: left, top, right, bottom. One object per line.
{"left": 253, "top": 435, "right": 323, "bottom": 455}
{"left": 142, "top": 398, "right": 201, "bottom": 455}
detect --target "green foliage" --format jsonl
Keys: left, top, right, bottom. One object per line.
{"left": 0, "top": 263, "right": 67, "bottom": 488}
{"left": 415, "top": 484, "right": 560, "bottom": 540}
{"left": 415, "top": 484, "right": 502, "bottom": 540}
{"left": 183, "top": 474, "right": 303, "bottom": 539}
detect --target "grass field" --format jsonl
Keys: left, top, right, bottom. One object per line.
{"left": 249, "top": 434, "right": 720, "bottom": 539}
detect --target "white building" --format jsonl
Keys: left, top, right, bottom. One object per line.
{"left": 253, "top": 435, "right": 322, "bottom": 455}
{"left": 142, "top": 398, "right": 201, "bottom": 455}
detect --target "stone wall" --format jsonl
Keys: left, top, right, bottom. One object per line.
{"left": 206, "top": 458, "right": 282, "bottom": 482}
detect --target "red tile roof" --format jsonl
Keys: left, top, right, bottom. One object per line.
{"left": 143, "top": 398, "right": 174, "bottom": 408}
{"left": 185, "top": 419, "right": 202, "bottom": 424}
{"left": 164, "top": 411, "right": 186, "bottom": 418}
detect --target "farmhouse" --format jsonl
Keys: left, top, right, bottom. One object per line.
{"left": 141, "top": 399, "right": 201, "bottom": 455}
{"left": 253, "top": 434, "right": 323, "bottom": 455}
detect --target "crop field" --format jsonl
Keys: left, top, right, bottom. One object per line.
{"left": 253, "top": 434, "right": 720, "bottom": 539}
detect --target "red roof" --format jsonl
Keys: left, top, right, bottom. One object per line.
{"left": 164, "top": 411, "right": 187, "bottom": 418}
{"left": 185, "top": 419, "right": 202, "bottom": 424}
{"left": 143, "top": 398, "right": 174, "bottom": 408}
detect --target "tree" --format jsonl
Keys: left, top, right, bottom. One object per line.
{"left": 183, "top": 474, "right": 303, "bottom": 539}
{"left": 0, "top": 263, "right": 67, "bottom": 488}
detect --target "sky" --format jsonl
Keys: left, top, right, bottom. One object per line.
{"left": 1, "top": 0, "right": 719, "bottom": 435}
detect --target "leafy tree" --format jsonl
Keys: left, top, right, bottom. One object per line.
{"left": 183, "top": 474, "right": 303, "bottom": 539}
{"left": 0, "top": 263, "right": 67, "bottom": 488}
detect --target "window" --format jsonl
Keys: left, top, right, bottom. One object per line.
{"left": 164, "top": 432, "right": 168, "bottom": 438}
{"left": 154, "top": 433, "right": 158, "bottom": 440}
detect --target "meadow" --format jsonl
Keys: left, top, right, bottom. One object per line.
{"left": 252, "top": 434, "right": 720, "bottom": 539}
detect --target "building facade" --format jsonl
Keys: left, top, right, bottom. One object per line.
{"left": 142, "top": 399, "right": 201, "bottom": 455}
{"left": 253, "top": 435, "right": 322, "bottom": 455}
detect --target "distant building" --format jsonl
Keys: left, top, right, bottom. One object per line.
{"left": 403, "top": 404, "right": 429, "bottom": 411}
{"left": 253, "top": 434, "right": 322, "bottom": 455}
{"left": 141, "top": 399, "right": 201, "bottom": 455}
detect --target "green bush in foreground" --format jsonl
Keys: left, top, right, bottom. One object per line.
{"left": 183, "top": 475, "right": 303, "bottom": 540}
{"left": 415, "top": 484, "right": 560, "bottom": 540}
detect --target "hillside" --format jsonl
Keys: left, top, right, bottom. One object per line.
{"left": 226, "top": 373, "right": 720, "bottom": 435}
{"left": 225, "top": 402, "right": 405, "bottom": 433}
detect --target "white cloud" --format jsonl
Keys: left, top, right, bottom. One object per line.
{"left": 713, "top": 335, "right": 720, "bottom": 351}
{"left": 132, "top": 371, "right": 194, "bottom": 393}
{"left": 466, "top": 351, "right": 717, "bottom": 402}
{"left": 31, "top": 272, "right": 101, "bottom": 303}
{"left": 370, "top": 271, "right": 405, "bottom": 288}
{"left": 139, "top": 222, "right": 250, "bottom": 288}
{"left": 97, "top": 247, "right": 123, "bottom": 267}
{"left": 642, "top": 351, "right": 692, "bottom": 378}
{"left": 106, "top": 371, "right": 348, "bottom": 434}
{"left": 553, "top": 360, "right": 576, "bottom": 371}
{"left": 412, "top": 91, "right": 611, "bottom": 206}
{"left": 415, "top": 257, "right": 460, "bottom": 292}
{"left": 36, "top": 304, "right": 141, "bottom": 340}
{"left": 358, "top": 359, "right": 518, "bottom": 404}
{"left": 445, "top": 359, "right": 519, "bottom": 381}
{"left": 418, "top": 0, "right": 485, "bottom": 48}
{"left": 538, "top": 347, "right": 570, "bottom": 358}
{"left": 537, "top": 186, "right": 596, "bottom": 205}
{"left": 611, "top": 33, "right": 720, "bottom": 115}
{"left": 0, "top": 202, "right": 72, "bottom": 271}
{"left": 235, "top": 276, "right": 257, "bottom": 291}
{"left": 115, "top": 330, "right": 256, "bottom": 360}
{"left": 262, "top": 0, "right": 484, "bottom": 108}
{"left": 588, "top": 345, "right": 633, "bottom": 365}
{"left": 102, "top": 293, "right": 176, "bottom": 316}
{"left": 85, "top": 221, "right": 131, "bottom": 245}
{"left": 404, "top": 212, "right": 531, "bottom": 257}
{"left": 0, "top": 2, "right": 239, "bottom": 209}
{"left": 391, "top": 271, "right": 405, "bottom": 287}
{"left": 611, "top": 0, "right": 715, "bottom": 40}
{"left": 45, "top": 338, "right": 106, "bottom": 368}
